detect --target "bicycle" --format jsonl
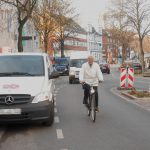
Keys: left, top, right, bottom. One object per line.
{"left": 86, "top": 84, "right": 97, "bottom": 123}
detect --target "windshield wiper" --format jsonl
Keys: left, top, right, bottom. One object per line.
{"left": 0, "top": 72, "right": 35, "bottom": 76}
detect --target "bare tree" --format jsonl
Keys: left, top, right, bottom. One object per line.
{"left": 104, "top": 0, "right": 134, "bottom": 63}
{"left": 0, "top": 0, "right": 37, "bottom": 52}
{"left": 54, "top": 0, "right": 78, "bottom": 57}
{"left": 33, "top": 0, "right": 58, "bottom": 53}
{"left": 124, "top": 0, "right": 150, "bottom": 72}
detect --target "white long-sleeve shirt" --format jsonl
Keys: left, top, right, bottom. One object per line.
{"left": 79, "top": 62, "right": 103, "bottom": 86}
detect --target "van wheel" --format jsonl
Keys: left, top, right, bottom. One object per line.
{"left": 43, "top": 104, "right": 54, "bottom": 126}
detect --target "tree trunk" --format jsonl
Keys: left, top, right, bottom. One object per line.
{"left": 139, "top": 38, "right": 145, "bottom": 73}
{"left": 18, "top": 25, "right": 24, "bottom": 52}
{"left": 61, "top": 40, "right": 65, "bottom": 58}
{"left": 122, "top": 44, "right": 126, "bottom": 63}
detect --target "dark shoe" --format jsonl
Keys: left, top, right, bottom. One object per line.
{"left": 83, "top": 98, "right": 88, "bottom": 104}
{"left": 95, "top": 107, "right": 100, "bottom": 112}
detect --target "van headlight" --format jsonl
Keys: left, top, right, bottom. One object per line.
{"left": 70, "top": 70, "right": 75, "bottom": 75}
{"left": 32, "top": 92, "right": 49, "bottom": 103}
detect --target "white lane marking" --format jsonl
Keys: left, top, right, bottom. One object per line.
{"left": 54, "top": 101, "right": 57, "bottom": 106}
{"left": 54, "top": 108, "right": 58, "bottom": 113}
{"left": 61, "top": 149, "right": 68, "bottom": 150}
{"left": 56, "top": 129, "right": 64, "bottom": 139}
{"left": 54, "top": 116, "right": 60, "bottom": 123}
{"left": 110, "top": 88, "right": 150, "bottom": 112}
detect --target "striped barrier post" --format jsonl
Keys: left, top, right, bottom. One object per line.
{"left": 127, "top": 68, "right": 134, "bottom": 88}
{"left": 120, "top": 68, "right": 127, "bottom": 88}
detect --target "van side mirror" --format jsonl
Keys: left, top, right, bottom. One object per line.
{"left": 49, "top": 70, "right": 59, "bottom": 79}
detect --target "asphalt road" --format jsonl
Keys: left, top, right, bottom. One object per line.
{"left": 0, "top": 69, "right": 150, "bottom": 150}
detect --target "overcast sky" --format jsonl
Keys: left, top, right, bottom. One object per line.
{"left": 72, "top": 0, "right": 110, "bottom": 30}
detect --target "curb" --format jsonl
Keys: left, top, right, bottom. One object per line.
{"left": 121, "top": 92, "right": 135, "bottom": 100}
{"left": 121, "top": 91, "right": 150, "bottom": 101}
{"left": 110, "top": 88, "right": 150, "bottom": 112}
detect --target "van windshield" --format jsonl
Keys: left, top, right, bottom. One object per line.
{"left": 70, "top": 59, "right": 87, "bottom": 68}
{"left": 0, "top": 55, "right": 44, "bottom": 76}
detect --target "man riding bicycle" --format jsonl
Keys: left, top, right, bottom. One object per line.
{"left": 79, "top": 56, "right": 103, "bottom": 112}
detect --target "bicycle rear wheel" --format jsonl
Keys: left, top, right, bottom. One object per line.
{"left": 90, "top": 94, "right": 96, "bottom": 122}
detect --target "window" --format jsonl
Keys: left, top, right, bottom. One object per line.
{"left": 0, "top": 55, "right": 45, "bottom": 76}
{"left": 70, "top": 59, "right": 87, "bottom": 68}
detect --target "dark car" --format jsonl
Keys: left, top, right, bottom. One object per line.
{"left": 132, "top": 62, "right": 142, "bottom": 74}
{"left": 132, "top": 62, "right": 142, "bottom": 70}
{"left": 54, "top": 57, "right": 69, "bottom": 76}
{"left": 99, "top": 60, "right": 110, "bottom": 74}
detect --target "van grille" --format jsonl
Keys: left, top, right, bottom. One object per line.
{"left": 0, "top": 94, "right": 32, "bottom": 105}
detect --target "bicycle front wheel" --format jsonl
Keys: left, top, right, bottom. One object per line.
{"left": 90, "top": 94, "right": 96, "bottom": 122}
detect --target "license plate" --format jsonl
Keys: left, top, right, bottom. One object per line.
{"left": 0, "top": 109, "right": 21, "bottom": 115}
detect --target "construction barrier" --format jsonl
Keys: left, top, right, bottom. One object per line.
{"left": 120, "top": 68, "right": 127, "bottom": 88}
{"left": 120, "top": 67, "right": 134, "bottom": 89}
{"left": 127, "top": 68, "right": 134, "bottom": 88}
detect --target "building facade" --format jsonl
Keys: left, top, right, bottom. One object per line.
{"left": 87, "top": 24, "right": 102, "bottom": 61}
{"left": 52, "top": 23, "right": 88, "bottom": 57}
{"left": 0, "top": 7, "right": 17, "bottom": 52}
{"left": 102, "top": 29, "right": 120, "bottom": 64}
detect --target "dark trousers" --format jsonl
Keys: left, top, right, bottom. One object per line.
{"left": 83, "top": 86, "right": 98, "bottom": 107}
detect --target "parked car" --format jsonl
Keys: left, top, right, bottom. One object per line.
{"left": 0, "top": 53, "right": 59, "bottom": 126}
{"left": 132, "top": 62, "right": 142, "bottom": 71}
{"left": 53, "top": 57, "right": 70, "bottom": 76}
{"left": 99, "top": 60, "right": 110, "bottom": 74}
{"left": 132, "top": 62, "right": 142, "bottom": 73}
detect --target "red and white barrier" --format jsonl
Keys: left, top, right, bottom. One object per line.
{"left": 120, "top": 68, "right": 127, "bottom": 88}
{"left": 127, "top": 68, "right": 134, "bottom": 88}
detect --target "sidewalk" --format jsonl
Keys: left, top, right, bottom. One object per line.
{"left": 111, "top": 88, "right": 150, "bottom": 112}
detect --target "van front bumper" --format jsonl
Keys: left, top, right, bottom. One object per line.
{"left": 69, "top": 75, "right": 79, "bottom": 81}
{"left": 0, "top": 100, "right": 53, "bottom": 123}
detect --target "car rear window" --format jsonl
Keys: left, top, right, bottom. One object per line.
{"left": 133, "top": 63, "right": 141, "bottom": 67}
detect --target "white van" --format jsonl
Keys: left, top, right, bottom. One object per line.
{"left": 0, "top": 53, "right": 59, "bottom": 126}
{"left": 69, "top": 52, "right": 90, "bottom": 84}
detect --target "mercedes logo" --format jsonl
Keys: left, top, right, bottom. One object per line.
{"left": 5, "top": 96, "right": 14, "bottom": 105}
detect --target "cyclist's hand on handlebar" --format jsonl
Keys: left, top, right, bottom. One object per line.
{"left": 80, "top": 81, "right": 84, "bottom": 84}
{"left": 99, "top": 80, "right": 103, "bottom": 83}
